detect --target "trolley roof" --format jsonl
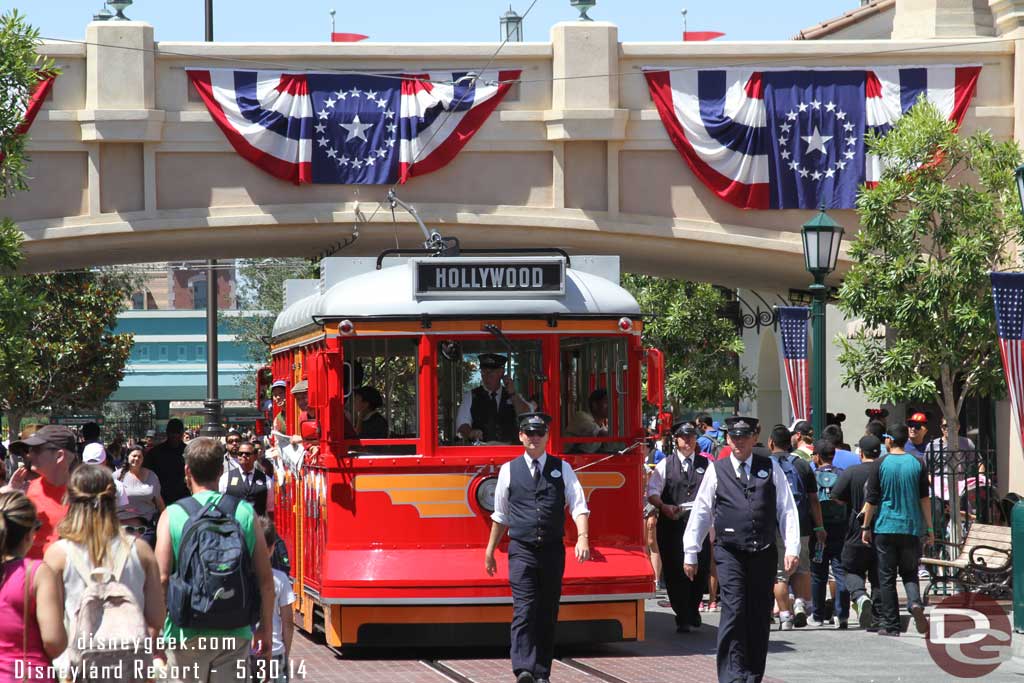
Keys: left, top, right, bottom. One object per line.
{"left": 272, "top": 255, "right": 640, "bottom": 339}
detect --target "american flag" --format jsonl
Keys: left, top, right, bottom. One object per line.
{"left": 992, "top": 272, "right": 1024, "bottom": 448}
{"left": 643, "top": 65, "right": 980, "bottom": 209}
{"left": 186, "top": 68, "right": 519, "bottom": 185}
{"left": 778, "top": 306, "right": 811, "bottom": 423}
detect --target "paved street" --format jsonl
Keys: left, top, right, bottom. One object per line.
{"left": 288, "top": 598, "right": 1024, "bottom": 682}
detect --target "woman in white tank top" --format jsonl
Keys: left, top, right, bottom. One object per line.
{"left": 42, "top": 465, "right": 167, "bottom": 673}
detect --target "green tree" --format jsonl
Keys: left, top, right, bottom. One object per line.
{"left": 623, "top": 274, "right": 754, "bottom": 411}
{"left": 229, "top": 258, "right": 317, "bottom": 395}
{"left": 0, "top": 10, "right": 54, "bottom": 270}
{"left": 837, "top": 100, "right": 1024, "bottom": 446}
{"left": 0, "top": 270, "right": 138, "bottom": 436}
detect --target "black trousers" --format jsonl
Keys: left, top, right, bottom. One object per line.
{"left": 657, "top": 518, "right": 710, "bottom": 627}
{"left": 508, "top": 539, "right": 566, "bottom": 679}
{"left": 842, "top": 539, "right": 880, "bottom": 627}
{"left": 875, "top": 533, "right": 923, "bottom": 633}
{"left": 714, "top": 543, "right": 776, "bottom": 683}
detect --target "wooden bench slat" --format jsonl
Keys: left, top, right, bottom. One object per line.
{"left": 922, "top": 558, "right": 967, "bottom": 568}
{"left": 964, "top": 530, "right": 1012, "bottom": 542}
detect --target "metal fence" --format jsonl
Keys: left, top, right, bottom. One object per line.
{"left": 920, "top": 447, "right": 1005, "bottom": 595}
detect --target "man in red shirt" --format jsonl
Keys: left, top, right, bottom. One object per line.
{"left": 8, "top": 425, "right": 75, "bottom": 559}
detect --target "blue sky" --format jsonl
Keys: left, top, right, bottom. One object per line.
{"left": 9, "top": 1, "right": 859, "bottom": 43}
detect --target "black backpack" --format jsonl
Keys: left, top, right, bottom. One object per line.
{"left": 167, "top": 495, "right": 261, "bottom": 630}
{"left": 271, "top": 535, "right": 291, "bottom": 574}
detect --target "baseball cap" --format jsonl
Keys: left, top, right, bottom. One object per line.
{"left": 858, "top": 434, "right": 882, "bottom": 457}
{"left": 907, "top": 412, "right": 928, "bottom": 425}
{"left": 10, "top": 425, "right": 77, "bottom": 453}
{"left": 790, "top": 419, "right": 813, "bottom": 436}
{"left": 82, "top": 442, "right": 107, "bottom": 465}
{"left": 271, "top": 379, "right": 287, "bottom": 390}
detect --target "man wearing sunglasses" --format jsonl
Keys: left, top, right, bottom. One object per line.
{"left": 6, "top": 425, "right": 76, "bottom": 559}
{"left": 219, "top": 441, "right": 274, "bottom": 516}
{"left": 903, "top": 412, "right": 930, "bottom": 460}
{"left": 484, "top": 413, "right": 590, "bottom": 683}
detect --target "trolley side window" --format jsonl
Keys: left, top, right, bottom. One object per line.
{"left": 560, "top": 337, "right": 628, "bottom": 453}
{"left": 436, "top": 339, "right": 543, "bottom": 446}
{"left": 343, "top": 337, "right": 419, "bottom": 440}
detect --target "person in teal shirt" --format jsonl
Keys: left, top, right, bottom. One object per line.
{"left": 156, "top": 437, "right": 275, "bottom": 683}
{"left": 862, "top": 424, "right": 934, "bottom": 638}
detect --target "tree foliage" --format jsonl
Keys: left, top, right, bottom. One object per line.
{"left": 837, "top": 100, "right": 1024, "bottom": 440}
{"left": 0, "top": 270, "right": 138, "bottom": 436}
{"left": 0, "top": 10, "right": 55, "bottom": 273}
{"left": 229, "top": 258, "right": 317, "bottom": 393}
{"left": 623, "top": 274, "right": 754, "bottom": 410}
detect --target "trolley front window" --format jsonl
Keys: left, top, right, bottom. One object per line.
{"left": 343, "top": 338, "right": 419, "bottom": 442}
{"left": 436, "top": 338, "right": 543, "bottom": 446}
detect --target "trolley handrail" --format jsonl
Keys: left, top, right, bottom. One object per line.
{"left": 375, "top": 247, "right": 572, "bottom": 270}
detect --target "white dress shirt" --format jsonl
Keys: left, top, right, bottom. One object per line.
{"left": 646, "top": 451, "right": 700, "bottom": 499}
{"left": 682, "top": 453, "right": 800, "bottom": 565}
{"left": 455, "top": 388, "right": 536, "bottom": 434}
{"left": 491, "top": 453, "right": 590, "bottom": 526}
{"left": 219, "top": 465, "right": 275, "bottom": 513}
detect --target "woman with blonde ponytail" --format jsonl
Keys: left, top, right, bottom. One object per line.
{"left": 42, "top": 465, "right": 166, "bottom": 670}
{"left": 0, "top": 491, "right": 66, "bottom": 682}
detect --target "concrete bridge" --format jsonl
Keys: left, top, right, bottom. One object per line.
{"left": 2, "top": 8, "right": 1018, "bottom": 291}
{"left": 5, "top": 2, "right": 1024, "bottom": 492}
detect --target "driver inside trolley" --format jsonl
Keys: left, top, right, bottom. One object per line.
{"left": 456, "top": 353, "right": 535, "bottom": 443}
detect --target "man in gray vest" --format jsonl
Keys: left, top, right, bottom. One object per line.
{"left": 484, "top": 413, "right": 590, "bottom": 683}
{"left": 683, "top": 416, "right": 801, "bottom": 683}
{"left": 647, "top": 421, "right": 711, "bottom": 633}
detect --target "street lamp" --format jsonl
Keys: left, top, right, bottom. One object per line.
{"left": 801, "top": 205, "right": 844, "bottom": 438}
{"left": 107, "top": 0, "right": 132, "bottom": 21}
{"left": 93, "top": 4, "right": 114, "bottom": 21}
{"left": 500, "top": 6, "right": 524, "bottom": 42}
{"left": 570, "top": 0, "right": 596, "bottom": 21}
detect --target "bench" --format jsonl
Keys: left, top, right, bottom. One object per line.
{"left": 922, "top": 523, "right": 1012, "bottom": 599}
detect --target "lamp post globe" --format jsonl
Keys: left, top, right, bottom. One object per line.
{"left": 108, "top": 0, "right": 132, "bottom": 21}
{"left": 801, "top": 205, "right": 844, "bottom": 438}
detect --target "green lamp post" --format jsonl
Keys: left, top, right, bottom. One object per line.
{"left": 801, "top": 205, "right": 844, "bottom": 438}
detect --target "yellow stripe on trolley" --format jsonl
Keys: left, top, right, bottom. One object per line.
{"left": 577, "top": 471, "right": 626, "bottom": 503}
{"left": 355, "top": 474, "right": 476, "bottom": 518}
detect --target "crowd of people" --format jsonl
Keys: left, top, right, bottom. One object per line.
{"left": 0, "top": 418, "right": 298, "bottom": 683}
{"left": 642, "top": 409, "right": 1000, "bottom": 681}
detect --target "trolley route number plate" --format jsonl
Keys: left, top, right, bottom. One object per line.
{"left": 413, "top": 257, "right": 565, "bottom": 298}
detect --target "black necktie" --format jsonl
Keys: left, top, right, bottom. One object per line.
{"left": 532, "top": 459, "right": 541, "bottom": 484}
{"left": 739, "top": 461, "right": 749, "bottom": 486}
{"left": 491, "top": 391, "right": 499, "bottom": 407}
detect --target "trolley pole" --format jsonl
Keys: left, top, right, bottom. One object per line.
{"left": 200, "top": 0, "right": 224, "bottom": 437}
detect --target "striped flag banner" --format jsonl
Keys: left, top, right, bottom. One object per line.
{"left": 992, "top": 272, "right": 1024, "bottom": 449}
{"left": 778, "top": 306, "right": 811, "bottom": 423}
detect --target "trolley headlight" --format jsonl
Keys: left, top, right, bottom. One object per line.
{"left": 475, "top": 476, "right": 499, "bottom": 513}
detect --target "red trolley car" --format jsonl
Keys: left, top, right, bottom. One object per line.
{"left": 264, "top": 243, "right": 662, "bottom": 651}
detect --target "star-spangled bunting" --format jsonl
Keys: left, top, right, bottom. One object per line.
{"left": 992, "top": 272, "right": 1024, "bottom": 451}
{"left": 778, "top": 306, "right": 811, "bottom": 423}
{"left": 187, "top": 68, "right": 520, "bottom": 185}
{"left": 643, "top": 65, "right": 981, "bottom": 209}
